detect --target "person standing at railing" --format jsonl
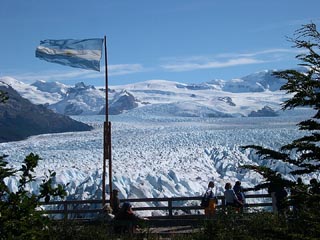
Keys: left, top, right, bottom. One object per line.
{"left": 309, "top": 178, "right": 320, "bottom": 195}
{"left": 291, "top": 177, "right": 307, "bottom": 216}
{"left": 224, "top": 182, "right": 243, "bottom": 212}
{"left": 110, "top": 189, "right": 120, "bottom": 215}
{"left": 254, "top": 173, "right": 292, "bottom": 214}
{"left": 201, "top": 181, "right": 218, "bottom": 217}
{"left": 113, "top": 202, "right": 148, "bottom": 235}
{"left": 233, "top": 181, "right": 246, "bottom": 213}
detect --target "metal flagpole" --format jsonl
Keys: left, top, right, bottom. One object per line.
{"left": 102, "top": 36, "right": 112, "bottom": 205}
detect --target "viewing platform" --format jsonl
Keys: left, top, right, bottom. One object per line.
{"left": 40, "top": 193, "right": 272, "bottom": 220}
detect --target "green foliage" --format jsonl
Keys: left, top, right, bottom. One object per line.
{"left": 0, "top": 155, "right": 14, "bottom": 196}
{"left": 0, "top": 153, "right": 67, "bottom": 239}
{"left": 0, "top": 90, "right": 8, "bottom": 103}
{"left": 276, "top": 23, "right": 320, "bottom": 174}
{"left": 238, "top": 24, "right": 320, "bottom": 239}
{"left": 193, "top": 211, "right": 320, "bottom": 240}
{"left": 242, "top": 23, "right": 320, "bottom": 183}
{"left": 42, "top": 210, "right": 320, "bottom": 240}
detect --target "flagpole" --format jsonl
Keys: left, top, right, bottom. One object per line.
{"left": 102, "top": 36, "right": 112, "bottom": 205}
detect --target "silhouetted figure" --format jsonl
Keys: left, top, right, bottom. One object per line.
{"left": 233, "top": 181, "right": 246, "bottom": 213}
{"left": 254, "top": 173, "right": 293, "bottom": 214}
{"left": 268, "top": 181, "right": 278, "bottom": 213}
{"left": 275, "top": 185, "right": 288, "bottom": 214}
{"left": 267, "top": 173, "right": 288, "bottom": 214}
{"left": 291, "top": 177, "right": 307, "bottom": 216}
{"left": 110, "top": 189, "right": 120, "bottom": 215}
{"left": 224, "top": 182, "right": 243, "bottom": 211}
{"left": 113, "top": 202, "right": 147, "bottom": 235}
{"left": 309, "top": 178, "right": 320, "bottom": 194}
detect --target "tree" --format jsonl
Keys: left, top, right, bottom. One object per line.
{"left": 0, "top": 152, "right": 67, "bottom": 239}
{"left": 0, "top": 89, "right": 8, "bottom": 103}
{"left": 243, "top": 22, "right": 320, "bottom": 179}
{"left": 241, "top": 23, "right": 320, "bottom": 216}
{"left": 239, "top": 23, "right": 320, "bottom": 238}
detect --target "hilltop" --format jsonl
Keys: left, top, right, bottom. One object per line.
{"left": 0, "top": 81, "right": 92, "bottom": 143}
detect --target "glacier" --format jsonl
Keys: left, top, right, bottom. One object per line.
{"left": 0, "top": 110, "right": 316, "bottom": 207}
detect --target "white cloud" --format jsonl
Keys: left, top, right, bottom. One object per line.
{"left": 162, "top": 58, "right": 264, "bottom": 72}
{"left": 11, "top": 70, "right": 92, "bottom": 83}
{"left": 216, "top": 48, "right": 304, "bottom": 58}
{"left": 11, "top": 63, "right": 147, "bottom": 83}
{"left": 161, "top": 48, "right": 304, "bottom": 72}
{"left": 108, "top": 64, "right": 146, "bottom": 76}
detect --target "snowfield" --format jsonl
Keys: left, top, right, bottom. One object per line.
{"left": 1, "top": 110, "right": 316, "bottom": 210}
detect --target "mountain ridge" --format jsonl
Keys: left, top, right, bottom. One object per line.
{"left": 0, "top": 82, "right": 93, "bottom": 143}
{"left": 0, "top": 69, "right": 296, "bottom": 118}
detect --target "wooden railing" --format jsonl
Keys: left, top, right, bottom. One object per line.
{"left": 39, "top": 194, "right": 272, "bottom": 220}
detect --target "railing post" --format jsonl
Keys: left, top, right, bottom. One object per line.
{"left": 64, "top": 202, "right": 68, "bottom": 220}
{"left": 168, "top": 198, "right": 173, "bottom": 217}
{"left": 221, "top": 196, "right": 226, "bottom": 212}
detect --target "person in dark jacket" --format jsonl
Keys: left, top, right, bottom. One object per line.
{"left": 224, "top": 182, "right": 243, "bottom": 210}
{"left": 110, "top": 189, "right": 120, "bottom": 215}
{"left": 233, "top": 181, "right": 245, "bottom": 212}
{"left": 309, "top": 178, "right": 320, "bottom": 194}
{"left": 113, "top": 202, "right": 147, "bottom": 234}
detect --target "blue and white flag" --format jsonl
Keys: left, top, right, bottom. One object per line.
{"left": 36, "top": 38, "right": 104, "bottom": 71}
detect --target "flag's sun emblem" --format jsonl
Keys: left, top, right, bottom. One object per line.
{"left": 64, "top": 50, "right": 74, "bottom": 56}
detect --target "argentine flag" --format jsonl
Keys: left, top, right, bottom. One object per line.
{"left": 36, "top": 38, "right": 104, "bottom": 71}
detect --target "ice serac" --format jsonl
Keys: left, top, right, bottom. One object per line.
{"left": 0, "top": 83, "right": 93, "bottom": 143}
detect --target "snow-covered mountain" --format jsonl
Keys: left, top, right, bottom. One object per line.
{"left": 1, "top": 77, "right": 63, "bottom": 105}
{"left": 206, "top": 70, "right": 286, "bottom": 93}
{"left": 49, "top": 82, "right": 106, "bottom": 115}
{"left": 0, "top": 82, "right": 92, "bottom": 143}
{"left": 103, "top": 90, "right": 148, "bottom": 115}
{"left": 31, "top": 80, "right": 68, "bottom": 97}
{"left": 0, "top": 69, "right": 290, "bottom": 118}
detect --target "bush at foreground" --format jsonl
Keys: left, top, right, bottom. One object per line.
{"left": 45, "top": 209, "right": 320, "bottom": 240}
{"left": 0, "top": 153, "right": 67, "bottom": 240}
{"left": 195, "top": 210, "right": 320, "bottom": 240}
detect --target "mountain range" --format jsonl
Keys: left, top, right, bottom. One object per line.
{"left": 0, "top": 81, "right": 92, "bottom": 143}
{"left": 0, "top": 69, "right": 296, "bottom": 119}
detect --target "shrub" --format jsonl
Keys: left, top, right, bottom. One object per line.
{"left": 0, "top": 153, "right": 67, "bottom": 239}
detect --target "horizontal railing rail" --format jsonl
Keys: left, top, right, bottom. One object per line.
{"left": 39, "top": 194, "right": 272, "bottom": 220}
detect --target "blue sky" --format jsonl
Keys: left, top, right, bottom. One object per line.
{"left": 1, "top": 0, "right": 319, "bottom": 86}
